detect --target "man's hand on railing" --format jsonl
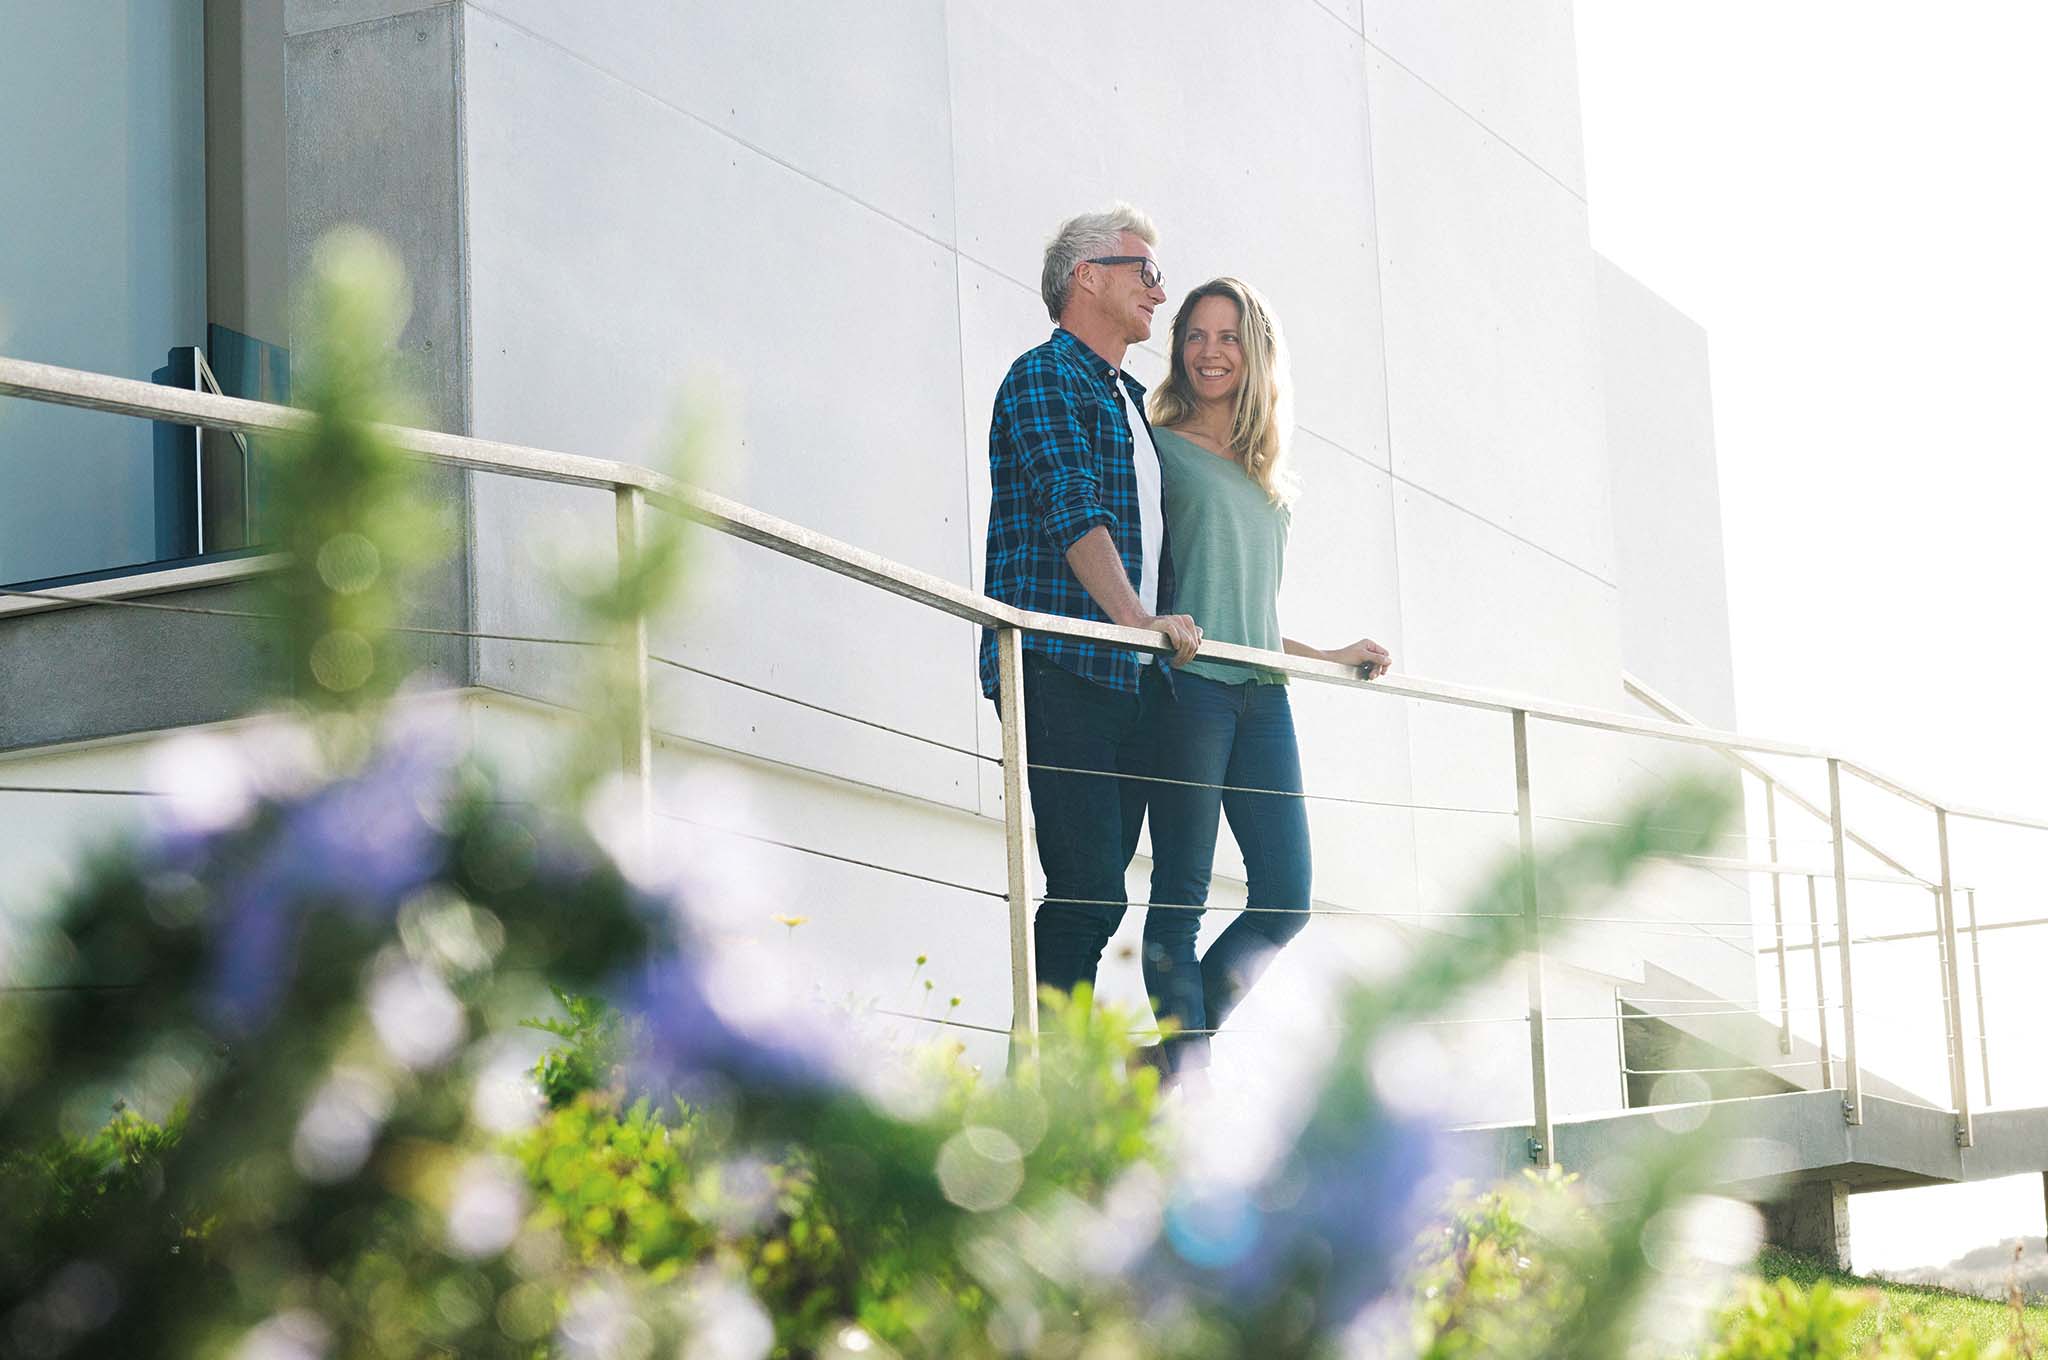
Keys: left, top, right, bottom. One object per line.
{"left": 1064, "top": 527, "right": 1202, "bottom": 666}
{"left": 1141, "top": 612, "right": 1204, "bottom": 667}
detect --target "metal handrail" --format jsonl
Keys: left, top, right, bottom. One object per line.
{"left": 6, "top": 351, "right": 2042, "bottom": 1158}
{"left": 190, "top": 347, "right": 255, "bottom": 551}
{"left": 7, "top": 351, "right": 2041, "bottom": 819}
{"left": 1624, "top": 674, "right": 1997, "bottom": 1118}
{"left": 1623, "top": 673, "right": 1935, "bottom": 884}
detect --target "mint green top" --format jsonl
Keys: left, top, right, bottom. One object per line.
{"left": 1154, "top": 427, "right": 1290, "bottom": 685}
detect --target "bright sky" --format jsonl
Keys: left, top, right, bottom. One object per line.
{"left": 1573, "top": 2, "right": 2048, "bottom": 1273}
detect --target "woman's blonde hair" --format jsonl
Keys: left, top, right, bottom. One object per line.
{"left": 1148, "top": 276, "right": 1295, "bottom": 505}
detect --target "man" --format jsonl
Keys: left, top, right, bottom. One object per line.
{"left": 979, "top": 203, "right": 1203, "bottom": 1030}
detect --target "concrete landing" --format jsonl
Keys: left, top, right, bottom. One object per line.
{"left": 1446, "top": 1089, "right": 2048, "bottom": 1199}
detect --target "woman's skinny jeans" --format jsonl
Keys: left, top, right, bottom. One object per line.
{"left": 1143, "top": 671, "right": 1312, "bottom": 1075}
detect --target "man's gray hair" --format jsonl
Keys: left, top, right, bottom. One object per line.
{"left": 1040, "top": 203, "right": 1159, "bottom": 322}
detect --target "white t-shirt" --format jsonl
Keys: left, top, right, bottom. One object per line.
{"left": 1120, "top": 380, "right": 1163, "bottom": 619}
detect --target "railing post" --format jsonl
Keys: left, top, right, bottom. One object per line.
{"left": 1827, "top": 759, "right": 1862, "bottom": 1124}
{"left": 1513, "top": 710, "right": 1553, "bottom": 1168}
{"left": 1806, "top": 874, "right": 1832, "bottom": 1089}
{"left": 1927, "top": 884, "right": 1955, "bottom": 1113}
{"left": 1967, "top": 888, "right": 1992, "bottom": 1107}
{"left": 1766, "top": 780, "right": 1791, "bottom": 1053}
{"left": 614, "top": 487, "right": 653, "bottom": 831}
{"left": 995, "top": 628, "right": 1039, "bottom": 1051}
{"left": 1611, "top": 988, "right": 1630, "bottom": 1108}
{"left": 1934, "top": 809, "right": 1973, "bottom": 1146}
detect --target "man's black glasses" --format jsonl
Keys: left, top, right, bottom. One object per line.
{"left": 1085, "top": 256, "right": 1163, "bottom": 290}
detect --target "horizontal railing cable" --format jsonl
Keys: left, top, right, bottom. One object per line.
{"left": 0, "top": 784, "right": 168, "bottom": 798}
{"left": 1553, "top": 913, "right": 1757, "bottom": 928}
{"left": 652, "top": 653, "right": 993, "bottom": 763}
{"left": 0, "top": 982, "right": 141, "bottom": 995}
{"left": 1533, "top": 810, "right": 1837, "bottom": 848}
{"left": 1623, "top": 996, "right": 1839, "bottom": 1008}
{"left": 652, "top": 809, "right": 1005, "bottom": 899}
{"left": 0, "top": 584, "right": 608, "bottom": 650}
{"left": 4, "top": 589, "right": 995, "bottom": 769}
{"left": 1762, "top": 913, "right": 2048, "bottom": 951}
{"left": 1623, "top": 1061, "right": 1824, "bottom": 1075}
{"left": 651, "top": 726, "right": 983, "bottom": 820}
{"left": 1038, "top": 893, "right": 1516, "bottom": 921}
{"left": 870, "top": 1006, "right": 1013, "bottom": 1038}
{"left": 1024, "top": 760, "right": 1512, "bottom": 819}
{"left": 1036, "top": 895, "right": 1759, "bottom": 942}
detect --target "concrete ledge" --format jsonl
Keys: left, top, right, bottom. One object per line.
{"left": 284, "top": 0, "right": 452, "bottom": 39}
{"left": 1444, "top": 1089, "right": 2048, "bottom": 1202}
{"left": 0, "top": 561, "right": 470, "bottom": 755}
{"left": 0, "top": 555, "right": 284, "bottom": 620}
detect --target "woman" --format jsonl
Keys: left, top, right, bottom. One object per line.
{"left": 1141, "top": 276, "right": 1392, "bottom": 1081}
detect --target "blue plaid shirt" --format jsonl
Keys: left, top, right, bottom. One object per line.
{"left": 978, "top": 327, "right": 1173, "bottom": 699}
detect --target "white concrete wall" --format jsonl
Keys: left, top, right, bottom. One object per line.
{"left": 1599, "top": 256, "right": 1738, "bottom": 732}
{"left": 0, "top": 0, "right": 1725, "bottom": 1117}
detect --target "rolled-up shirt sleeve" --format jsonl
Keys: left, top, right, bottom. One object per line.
{"left": 1004, "top": 366, "right": 1116, "bottom": 551}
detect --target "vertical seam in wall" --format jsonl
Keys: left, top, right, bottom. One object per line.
{"left": 450, "top": 1, "right": 479, "bottom": 684}
{"left": 938, "top": 6, "right": 988, "bottom": 819}
{"left": 1359, "top": 40, "right": 1428, "bottom": 914}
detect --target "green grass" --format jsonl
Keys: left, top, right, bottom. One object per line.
{"left": 1752, "top": 1248, "right": 2048, "bottom": 1350}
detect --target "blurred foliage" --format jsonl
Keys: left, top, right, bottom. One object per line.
{"left": 1749, "top": 1250, "right": 2044, "bottom": 1358}
{"left": 0, "top": 1106, "right": 201, "bottom": 1290}
{"left": 505, "top": 990, "right": 1166, "bottom": 1359}
{"left": 524, "top": 988, "right": 629, "bottom": 1110}
{"left": 0, "top": 230, "right": 2021, "bottom": 1360}
{"left": 1706, "top": 1276, "right": 2016, "bottom": 1359}
{"left": 1409, "top": 1169, "right": 1591, "bottom": 1359}
{"left": 260, "top": 229, "right": 448, "bottom": 727}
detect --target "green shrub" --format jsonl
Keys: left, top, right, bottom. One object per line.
{"left": 1708, "top": 1278, "right": 1877, "bottom": 1359}
{"left": 508, "top": 987, "right": 1166, "bottom": 1358}
{"left": 1705, "top": 1276, "right": 2016, "bottom": 1359}
{"left": 515, "top": 1093, "right": 848, "bottom": 1353}
{"left": 522, "top": 986, "right": 629, "bottom": 1108}
{"left": 1409, "top": 1168, "right": 1592, "bottom": 1358}
{"left": 0, "top": 1106, "right": 195, "bottom": 1259}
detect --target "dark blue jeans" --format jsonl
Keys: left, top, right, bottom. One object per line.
{"left": 1018, "top": 652, "right": 1159, "bottom": 1021}
{"left": 1144, "top": 672, "right": 1312, "bottom": 1074}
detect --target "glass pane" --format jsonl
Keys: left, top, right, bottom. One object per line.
{"left": 0, "top": 2, "right": 208, "bottom": 586}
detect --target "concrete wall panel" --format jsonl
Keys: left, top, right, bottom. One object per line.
{"left": 470, "top": 0, "right": 955, "bottom": 239}
{"left": 1360, "top": 0, "right": 1588, "bottom": 193}
{"left": 286, "top": 2, "right": 474, "bottom": 689}
{"left": 1368, "top": 54, "right": 1614, "bottom": 579}
{"left": 955, "top": 256, "right": 1059, "bottom": 815}
{"left": 1391, "top": 481, "right": 1622, "bottom": 921}
{"left": 1598, "top": 257, "right": 1737, "bottom": 731}
{"left": 1313, "top": 0, "right": 1365, "bottom": 34}
{"left": 1391, "top": 482, "right": 1750, "bottom": 1003}
{"left": 464, "top": 6, "right": 978, "bottom": 809}
{"left": 1281, "top": 434, "right": 1417, "bottom": 920}
{"left": 947, "top": 0, "right": 1390, "bottom": 466}
{"left": 287, "top": 4, "right": 469, "bottom": 433}
{"left": 0, "top": 584, "right": 281, "bottom": 752}
{"left": 286, "top": 0, "right": 449, "bottom": 37}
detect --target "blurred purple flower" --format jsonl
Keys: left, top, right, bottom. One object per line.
{"left": 162, "top": 725, "right": 461, "bottom": 1032}
{"left": 617, "top": 950, "right": 852, "bottom": 1100}
{"left": 1146, "top": 1100, "right": 1458, "bottom": 1335}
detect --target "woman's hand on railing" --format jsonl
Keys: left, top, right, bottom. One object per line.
{"left": 1289, "top": 635, "right": 1393, "bottom": 680}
